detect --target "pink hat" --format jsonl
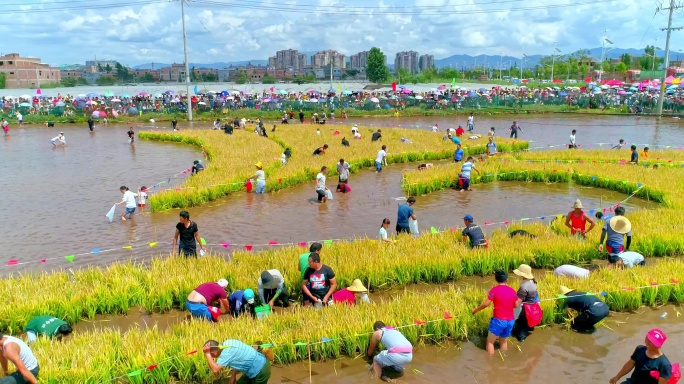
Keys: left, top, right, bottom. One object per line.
{"left": 647, "top": 328, "right": 667, "bottom": 348}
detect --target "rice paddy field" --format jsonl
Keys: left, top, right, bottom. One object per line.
{"left": 5, "top": 125, "right": 684, "bottom": 383}
{"left": 141, "top": 125, "right": 529, "bottom": 210}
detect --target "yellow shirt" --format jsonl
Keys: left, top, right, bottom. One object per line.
{"left": 640, "top": 151, "right": 649, "bottom": 160}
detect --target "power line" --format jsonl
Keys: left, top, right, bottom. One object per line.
{"left": 192, "top": 0, "right": 616, "bottom": 15}
{"left": 0, "top": 0, "right": 169, "bottom": 14}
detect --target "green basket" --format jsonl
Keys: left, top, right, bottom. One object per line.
{"left": 255, "top": 305, "right": 270, "bottom": 319}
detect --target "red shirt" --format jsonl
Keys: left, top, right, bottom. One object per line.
{"left": 194, "top": 283, "right": 227, "bottom": 304}
{"left": 332, "top": 288, "right": 355, "bottom": 305}
{"left": 456, "top": 127, "right": 465, "bottom": 136}
{"left": 487, "top": 284, "right": 518, "bottom": 320}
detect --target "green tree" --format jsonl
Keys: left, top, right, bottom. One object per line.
{"left": 0, "top": 72, "right": 5, "bottom": 89}
{"left": 345, "top": 68, "right": 360, "bottom": 78}
{"left": 620, "top": 53, "right": 632, "bottom": 67}
{"left": 105, "top": 64, "right": 112, "bottom": 73}
{"left": 202, "top": 72, "right": 217, "bottom": 82}
{"left": 640, "top": 45, "right": 663, "bottom": 70}
{"left": 236, "top": 72, "right": 249, "bottom": 84}
{"left": 96, "top": 75, "right": 117, "bottom": 86}
{"left": 261, "top": 74, "right": 276, "bottom": 84}
{"left": 614, "top": 62, "right": 628, "bottom": 76}
{"left": 190, "top": 66, "right": 198, "bottom": 81}
{"left": 141, "top": 73, "right": 155, "bottom": 82}
{"left": 366, "top": 47, "right": 390, "bottom": 83}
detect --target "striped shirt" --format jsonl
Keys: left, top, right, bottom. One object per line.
{"left": 461, "top": 162, "right": 474, "bottom": 178}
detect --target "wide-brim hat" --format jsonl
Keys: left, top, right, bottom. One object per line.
{"left": 347, "top": 279, "right": 368, "bottom": 292}
{"left": 255, "top": 162, "right": 263, "bottom": 168}
{"left": 572, "top": 199, "right": 583, "bottom": 209}
{"left": 513, "top": 264, "right": 534, "bottom": 280}
{"left": 559, "top": 285, "right": 573, "bottom": 295}
{"left": 609, "top": 216, "right": 632, "bottom": 234}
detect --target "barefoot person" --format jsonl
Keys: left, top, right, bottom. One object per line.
{"left": 186, "top": 279, "right": 230, "bottom": 322}
{"left": 203, "top": 339, "right": 272, "bottom": 384}
{"left": 565, "top": 199, "right": 595, "bottom": 238}
{"left": 172, "top": 210, "right": 206, "bottom": 257}
{"left": 609, "top": 329, "right": 672, "bottom": 384}
{"left": 115, "top": 186, "right": 137, "bottom": 221}
{"left": 471, "top": 270, "right": 520, "bottom": 355}
{"left": 0, "top": 335, "right": 39, "bottom": 384}
{"left": 315, "top": 166, "right": 329, "bottom": 203}
{"left": 367, "top": 321, "right": 413, "bottom": 381}
{"left": 50, "top": 132, "right": 65, "bottom": 147}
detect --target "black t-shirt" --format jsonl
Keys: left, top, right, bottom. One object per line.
{"left": 563, "top": 291, "right": 603, "bottom": 312}
{"left": 462, "top": 224, "right": 486, "bottom": 247}
{"left": 629, "top": 345, "right": 671, "bottom": 384}
{"left": 631, "top": 151, "right": 638, "bottom": 163}
{"left": 224, "top": 124, "right": 233, "bottom": 134}
{"left": 313, "top": 148, "right": 323, "bottom": 155}
{"left": 299, "top": 112, "right": 304, "bottom": 119}
{"left": 88, "top": 118, "right": 94, "bottom": 128}
{"left": 233, "top": 119, "right": 239, "bottom": 128}
{"left": 341, "top": 138, "right": 350, "bottom": 146}
{"left": 303, "top": 264, "right": 336, "bottom": 298}
{"left": 284, "top": 148, "right": 292, "bottom": 158}
{"left": 127, "top": 130, "right": 134, "bottom": 138}
{"left": 176, "top": 221, "right": 198, "bottom": 250}
{"left": 371, "top": 132, "right": 382, "bottom": 141}
{"left": 172, "top": 119, "right": 178, "bottom": 128}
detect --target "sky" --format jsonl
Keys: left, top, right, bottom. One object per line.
{"left": 0, "top": 0, "right": 672, "bottom": 66}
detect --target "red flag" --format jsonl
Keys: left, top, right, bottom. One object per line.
{"left": 245, "top": 245, "right": 253, "bottom": 251}
{"left": 444, "top": 311, "right": 454, "bottom": 320}
{"left": 147, "top": 364, "right": 158, "bottom": 371}
{"left": 414, "top": 318, "right": 427, "bottom": 325}
{"left": 187, "top": 350, "right": 198, "bottom": 355}
{"left": 392, "top": 82, "right": 397, "bottom": 91}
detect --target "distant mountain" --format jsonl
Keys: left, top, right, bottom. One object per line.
{"left": 435, "top": 48, "right": 684, "bottom": 69}
{"left": 130, "top": 47, "right": 684, "bottom": 71}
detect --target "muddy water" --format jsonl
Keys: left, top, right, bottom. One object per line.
{"left": 270, "top": 305, "right": 684, "bottom": 384}
{"left": 0, "top": 116, "right": 670, "bottom": 273}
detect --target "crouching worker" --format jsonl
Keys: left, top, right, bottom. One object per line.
{"left": 258, "top": 269, "right": 290, "bottom": 310}
{"left": 367, "top": 321, "right": 413, "bottom": 382}
{"left": 560, "top": 285, "right": 610, "bottom": 334}
{"left": 24, "top": 316, "right": 72, "bottom": 345}
{"left": 332, "top": 279, "right": 370, "bottom": 305}
{"left": 229, "top": 289, "right": 256, "bottom": 318}
{"left": 203, "top": 339, "right": 272, "bottom": 384}
{"left": 186, "top": 279, "right": 230, "bottom": 322}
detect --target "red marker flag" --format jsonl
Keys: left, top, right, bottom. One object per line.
{"left": 414, "top": 318, "right": 427, "bottom": 325}
{"left": 392, "top": 82, "right": 397, "bottom": 91}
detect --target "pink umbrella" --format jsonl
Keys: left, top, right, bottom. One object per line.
{"left": 603, "top": 79, "right": 624, "bottom": 86}
{"left": 665, "top": 76, "right": 676, "bottom": 84}
{"left": 138, "top": 92, "right": 149, "bottom": 96}
{"left": 262, "top": 98, "right": 271, "bottom": 102}
{"left": 618, "top": 90, "right": 627, "bottom": 95}
{"left": 437, "top": 85, "right": 446, "bottom": 90}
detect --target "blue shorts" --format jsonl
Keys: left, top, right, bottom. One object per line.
{"left": 489, "top": 318, "right": 515, "bottom": 338}
{"left": 186, "top": 301, "right": 213, "bottom": 321}
{"left": 375, "top": 161, "right": 382, "bottom": 172}
{"left": 125, "top": 207, "right": 136, "bottom": 214}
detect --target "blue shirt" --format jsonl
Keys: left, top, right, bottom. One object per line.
{"left": 217, "top": 340, "right": 266, "bottom": 378}
{"left": 486, "top": 142, "right": 497, "bottom": 155}
{"left": 461, "top": 161, "right": 474, "bottom": 178}
{"left": 603, "top": 220, "right": 632, "bottom": 249}
{"left": 454, "top": 148, "right": 464, "bottom": 161}
{"left": 397, "top": 204, "right": 414, "bottom": 228}
{"left": 450, "top": 136, "right": 461, "bottom": 145}
{"left": 228, "top": 291, "right": 248, "bottom": 312}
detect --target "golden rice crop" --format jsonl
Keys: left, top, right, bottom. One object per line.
{"left": 141, "top": 126, "right": 529, "bottom": 208}
{"left": 31, "top": 260, "right": 684, "bottom": 383}
{"left": 139, "top": 130, "right": 283, "bottom": 210}
{"left": 517, "top": 148, "right": 684, "bottom": 164}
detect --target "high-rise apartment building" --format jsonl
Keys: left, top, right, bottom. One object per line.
{"left": 419, "top": 54, "right": 435, "bottom": 71}
{"left": 350, "top": 51, "right": 369, "bottom": 69}
{"left": 311, "top": 50, "right": 346, "bottom": 69}
{"left": 394, "top": 51, "right": 419, "bottom": 74}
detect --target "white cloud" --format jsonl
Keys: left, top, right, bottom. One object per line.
{"left": 0, "top": 0, "right": 665, "bottom": 65}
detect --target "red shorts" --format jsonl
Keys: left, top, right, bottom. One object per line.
{"left": 138, "top": 203, "right": 145, "bottom": 207}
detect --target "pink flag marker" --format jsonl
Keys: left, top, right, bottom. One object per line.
{"left": 245, "top": 245, "right": 253, "bottom": 251}
{"left": 220, "top": 242, "right": 230, "bottom": 248}
{"left": 484, "top": 222, "right": 493, "bottom": 225}
{"left": 7, "top": 260, "right": 18, "bottom": 266}
{"left": 40, "top": 259, "right": 46, "bottom": 263}
{"left": 298, "top": 242, "right": 307, "bottom": 247}
{"left": 268, "top": 241, "right": 278, "bottom": 246}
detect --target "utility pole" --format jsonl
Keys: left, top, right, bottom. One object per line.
{"left": 551, "top": 42, "right": 561, "bottom": 81}
{"left": 181, "top": 0, "right": 193, "bottom": 121}
{"left": 656, "top": 0, "right": 683, "bottom": 119}
{"left": 499, "top": 52, "right": 503, "bottom": 80}
{"left": 599, "top": 31, "right": 613, "bottom": 82}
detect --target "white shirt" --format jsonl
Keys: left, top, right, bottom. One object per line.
{"left": 569, "top": 134, "right": 576, "bottom": 145}
{"left": 354, "top": 132, "right": 361, "bottom": 139}
{"left": 554, "top": 265, "right": 590, "bottom": 278}
{"left": 2, "top": 336, "right": 38, "bottom": 371}
{"left": 619, "top": 251, "right": 645, "bottom": 268}
{"left": 337, "top": 162, "right": 350, "bottom": 180}
{"left": 316, "top": 173, "right": 326, "bottom": 190}
{"left": 255, "top": 169, "right": 266, "bottom": 181}
{"left": 138, "top": 191, "right": 147, "bottom": 204}
{"left": 376, "top": 149, "right": 386, "bottom": 163}
{"left": 16, "top": 113, "right": 22, "bottom": 120}
{"left": 352, "top": 127, "right": 358, "bottom": 133}
{"left": 122, "top": 190, "right": 137, "bottom": 208}
{"left": 432, "top": 125, "right": 438, "bottom": 132}
{"left": 379, "top": 227, "right": 388, "bottom": 241}
{"left": 468, "top": 116, "right": 474, "bottom": 124}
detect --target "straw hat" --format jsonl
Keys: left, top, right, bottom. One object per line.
{"left": 347, "top": 279, "right": 368, "bottom": 292}
{"left": 255, "top": 162, "right": 263, "bottom": 168}
{"left": 559, "top": 285, "right": 573, "bottom": 295}
{"left": 572, "top": 199, "right": 583, "bottom": 209}
{"left": 513, "top": 264, "right": 534, "bottom": 279}
{"left": 609, "top": 216, "right": 632, "bottom": 234}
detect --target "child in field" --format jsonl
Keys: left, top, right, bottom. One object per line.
{"left": 472, "top": 270, "right": 521, "bottom": 355}
{"left": 137, "top": 186, "right": 148, "bottom": 213}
